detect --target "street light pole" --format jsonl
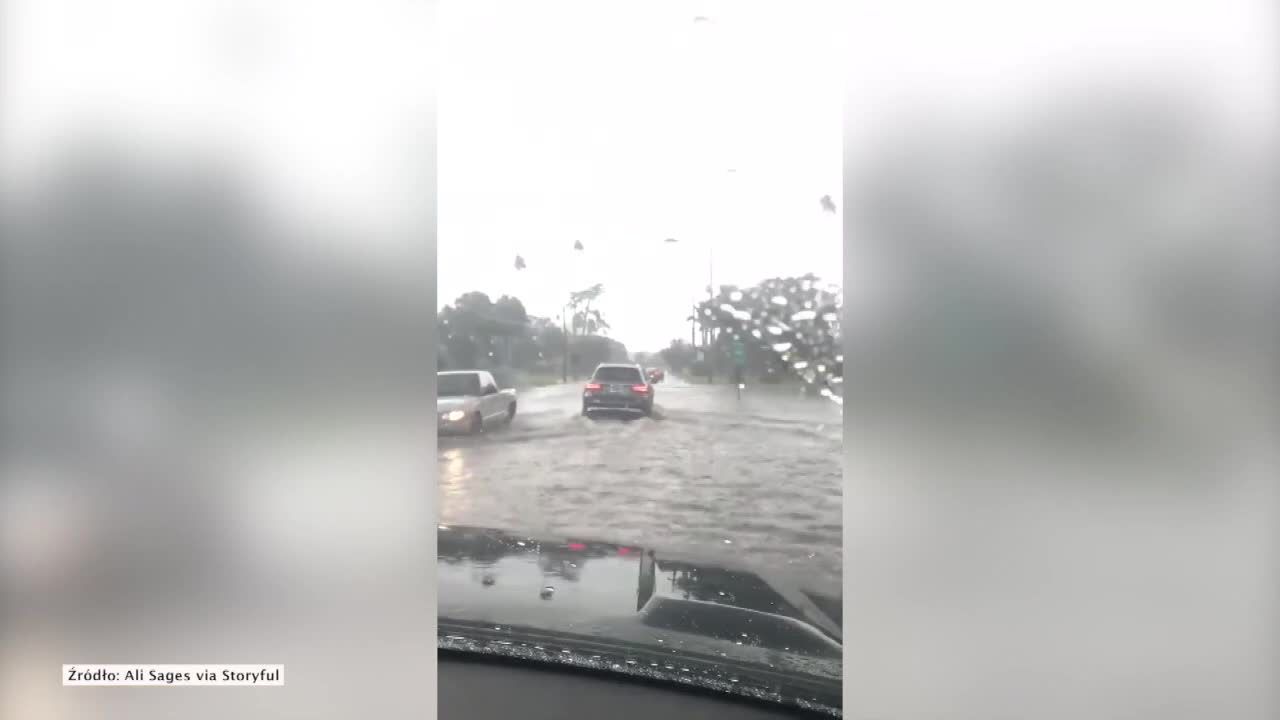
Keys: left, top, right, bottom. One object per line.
{"left": 561, "top": 303, "right": 570, "bottom": 383}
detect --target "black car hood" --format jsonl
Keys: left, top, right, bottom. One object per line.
{"left": 437, "top": 525, "right": 842, "bottom": 712}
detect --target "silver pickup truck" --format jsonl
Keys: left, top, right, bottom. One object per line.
{"left": 437, "top": 370, "right": 518, "bottom": 434}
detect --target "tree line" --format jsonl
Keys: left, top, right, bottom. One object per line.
{"left": 437, "top": 286, "right": 629, "bottom": 384}
{"left": 659, "top": 273, "right": 843, "bottom": 393}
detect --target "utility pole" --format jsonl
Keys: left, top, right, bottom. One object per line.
{"left": 561, "top": 305, "right": 569, "bottom": 383}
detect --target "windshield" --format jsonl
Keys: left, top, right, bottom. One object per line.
{"left": 438, "top": 373, "right": 481, "bottom": 397}
{"left": 436, "top": 5, "right": 843, "bottom": 715}
{"left": 592, "top": 366, "right": 644, "bottom": 383}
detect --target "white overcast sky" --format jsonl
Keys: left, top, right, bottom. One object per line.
{"left": 438, "top": 0, "right": 843, "bottom": 353}
{"left": 3, "top": 0, "right": 1272, "bottom": 352}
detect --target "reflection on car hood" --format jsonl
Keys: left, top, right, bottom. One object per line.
{"left": 437, "top": 525, "right": 842, "bottom": 713}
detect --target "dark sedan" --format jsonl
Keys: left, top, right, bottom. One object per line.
{"left": 582, "top": 364, "right": 654, "bottom": 417}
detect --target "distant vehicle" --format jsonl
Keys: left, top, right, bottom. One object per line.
{"left": 438, "top": 371, "right": 517, "bottom": 434}
{"left": 646, "top": 367, "right": 665, "bottom": 383}
{"left": 582, "top": 364, "right": 654, "bottom": 417}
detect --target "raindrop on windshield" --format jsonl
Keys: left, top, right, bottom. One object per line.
{"left": 770, "top": 295, "right": 788, "bottom": 306}
{"left": 791, "top": 309, "right": 817, "bottom": 322}
{"left": 729, "top": 290, "right": 743, "bottom": 301}
{"left": 771, "top": 342, "right": 792, "bottom": 352}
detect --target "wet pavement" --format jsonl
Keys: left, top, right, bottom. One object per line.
{"left": 437, "top": 375, "right": 843, "bottom": 595}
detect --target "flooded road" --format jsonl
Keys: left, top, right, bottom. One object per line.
{"left": 438, "top": 376, "right": 843, "bottom": 595}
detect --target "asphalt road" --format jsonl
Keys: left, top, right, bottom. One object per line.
{"left": 438, "top": 375, "right": 843, "bottom": 595}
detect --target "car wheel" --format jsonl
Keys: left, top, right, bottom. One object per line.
{"left": 469, "top": 411, "right": 483, "bottom": 435}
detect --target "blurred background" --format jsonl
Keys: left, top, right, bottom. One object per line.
{"left": 1, "top": 1, "right": 437, "bottom": 718}
{"left": 841, "top": 1, "right": 1277, "bottom": 719}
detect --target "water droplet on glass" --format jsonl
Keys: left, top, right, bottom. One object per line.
{"left": 771, "top": 342, "right": 792, "bottom": 352}
{"left": 730, "top": 677, "right": 740, "bottom": 683}
{"left": 793, "top": 360, "right": 809, "bottom": 370}
{"left": 729, "top": 290, "right": 743, "bottom": 301}
{"left": 767, "top": 326, "right": 784, "bottom": 336}
{"left": 722, "top": 539, "right": 732, "bottom": 544}
{"left": 719, "top": 303, "right": 736, "bottom": 313}
{"left": 771, "top": 295, "right": 788, "bottom": 306}
{"left": 540, "top": 586, "right": 555, "bottom": 599}
{"left": 791, "top": 309, "right": 817, "bottom": 322}
{"left": 516, "top": 540, "right": 526, "bottom": 547}
{"left": 625, "top": 659, "right": 637, "bottom": 665}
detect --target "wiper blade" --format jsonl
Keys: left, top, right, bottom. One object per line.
{"left": 438, "top": 619, "right": 842, "bottom": 717}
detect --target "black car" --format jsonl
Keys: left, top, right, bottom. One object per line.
{"left": 582, "top": 364, "right": 654, "bottom": 416}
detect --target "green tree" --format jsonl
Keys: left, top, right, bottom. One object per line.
{"left": 568, "top": 283, "right": 609, "bottom": 336}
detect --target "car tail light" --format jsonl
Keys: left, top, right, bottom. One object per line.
{"left": 567, "top": 542, "right": 586, "bottom": 551}
{"left": 631, "top": 384, "right": 649, "bottom": 393}
{"left": 585, "top": 382, "right": 602, "bottom": 391}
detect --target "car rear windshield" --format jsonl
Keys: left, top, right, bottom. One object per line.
{"left": 593, "top": 366, "right": 644, "bottom": 383}
{"left": 438, "top": 373, "right": 482, "bottom": 397}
